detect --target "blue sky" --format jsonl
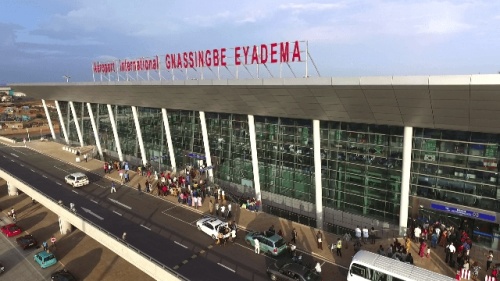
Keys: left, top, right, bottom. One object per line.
{"left": 1, "top": 0, "right": 499, "bottom": 83}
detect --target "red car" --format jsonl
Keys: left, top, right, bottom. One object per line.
{"left": 1, "top": 224, "right": 22, "bottom": 237}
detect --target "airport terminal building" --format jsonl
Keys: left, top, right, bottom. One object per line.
{"left": 10, "top": 49, "right": 500, "bottom": 249}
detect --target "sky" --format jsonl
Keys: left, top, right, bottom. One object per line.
{"left": 1, "top": 0, "right": 499, "bottom": 83}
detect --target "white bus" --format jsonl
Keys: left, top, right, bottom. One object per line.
{"left": 347, "top": 250, "right": 455, "bottom": 281}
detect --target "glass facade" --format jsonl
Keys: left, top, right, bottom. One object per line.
{"left": 255, "top": 116, "right": 315, "bottom": 203}
{"left": 52, "top": 100, "right": 500, "bottom": 242}
{"left": 321, "top": 122, "right": 404, "bottom": 224}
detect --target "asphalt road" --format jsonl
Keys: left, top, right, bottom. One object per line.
{"left": 0, "top": 144, "right": 347, "bottom": 280}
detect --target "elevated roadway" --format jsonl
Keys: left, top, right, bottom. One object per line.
{"left": 0, "top": 142, "right": 346, "bottom": 280}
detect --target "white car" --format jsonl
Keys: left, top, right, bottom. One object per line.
{"left": 196, "top": 217, "right": 230, "bottom": 240}
{"left": 64, "top": 172, "right": 89, "bottom": 187}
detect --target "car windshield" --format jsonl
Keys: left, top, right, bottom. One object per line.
{"left": 67, "top": 176, "right": 75, "bottom": 180}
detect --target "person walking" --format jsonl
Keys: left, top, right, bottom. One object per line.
{"left": 137, "top": 183, "right": 141, "bottom": 193}
{"left": 50, "top": 236, "right": 56, "bottom": 247}
{"left": 215, "top": 202, "right": 220, "bottom": 217}
{"left": 84, "top": 154, "right": 88, "bottom": 162}
{"left": 336, "top": 238, "right": 342, "bottom": 257}
{"left": 209, "top": 200, "right": 214, "bottom": 215}
{"left": 227, "top": 203, "right": 232, "bottom": 219}
{"left": 220, "top": 204, "right": 226, "bottom": 218}
{"left": 254, "top": 237, "right": 260, "bottom": 254}
{"left": 487, "top": 250, "right": 494, "bottom": 271}
{"left": 316, "top": 230, "right": 323, "bottom": 250}
{"left": 122, "top": 232, "right": 127, "bottom": 241}
{"left": 369, "top": 227, "right": 376, "bottom": 244}
{"left": 111, "top": 182, "right": 117, "bottom": 193}
{"left": 291, "top": 228, "right": 298, "bottom": 244}
{"left": 42, "top": 241, "right": 48, "bottom": 251}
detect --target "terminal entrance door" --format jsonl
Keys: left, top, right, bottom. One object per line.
{"left": 418, "top": 208, "right": 499, "bottom": 249}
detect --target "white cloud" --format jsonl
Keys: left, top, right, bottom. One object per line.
{"left": 279, "top": 2, "right": 345, "bottom": 13}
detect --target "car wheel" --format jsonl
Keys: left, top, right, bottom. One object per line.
{"left": 270, "top": 273, "right": 278, "bottom": 281}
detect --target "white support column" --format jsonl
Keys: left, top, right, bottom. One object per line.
{"left": 247, "top": 115, "right": 261, "bottom": 203}
{"left": 198, "top": 111, "right": 213, "bottom": 181}
{"left": 399, "top": 126, "right": 413, "bottom": 236}
{"left": 41, "top": 99, "right": 56, "bottom": 139}
{"left": 86, "top": 103, "right": 103, "bottom": 159}
{"left": 69, "top": 101, "right": 84, "bottom": 147}
{"left": 55, "top": 100, "right": 69, "bottom": 144}
{"left": 7, "top": 182, "right": 18, "bottom": 196}
{"left": 313, "top": 120, "right": 323, "bottom": 230}
{"left": 107, "top": 104, "right": 123, "bottom": 162}
{"left": 58, "top": 217, "right": 72, "bottom": 235}
{"left": 131, "top": 106, "right": 147, "bottom": 166}
{"left": 161, "top": 108, "right": 177, "bottom": 172}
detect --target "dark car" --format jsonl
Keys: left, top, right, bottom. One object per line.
{"left": 51, "top": 269, "right": 76, "bottom": 281}
{"left": 16, "top": 234, "right": 38, "bottom": 249}
{"left": 267, "top": 263, "right": 321, "bottom": 281}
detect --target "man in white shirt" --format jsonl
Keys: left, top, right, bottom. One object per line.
{"left": 362, "top": 227, "right": 369, "bottom": 244}
{"left": 254, "top": 238, "right": 260, "bottom": 254}
{"left": 414, "top": 226, "right": 421, "bottom": 242}
{"left": 447, "top": 243, "right": 456, "bottom": 266}
{"left": 355, "top": 226, "right": 362, "bottom": 242}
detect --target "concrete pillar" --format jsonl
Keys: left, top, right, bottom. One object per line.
{"left": 313, "top": 120, "right": 323, "bottom": 230}
{"left": 107, "top": 104, "right": 123, "bottom": 162}
{"left": 58, "top": 217, "right": 72, "bottom": 235}
{"left": 69, "top": 101, "right": 84, "bottom": 147}
{"left": 247, "top": 115, "right": 261, "bottom": 203}
{"left": 399, "top": 126, "right": 413, "bottom": 236}
{"left": 7, "top": 182, "right": 18, "bottom": 196}
{"left": 41, "top": 99, "right": 56, "bottom": 140}
{"left": 198, "top": 111, "right": 213, "bottom": 181}
{"left": 55, "top": 100, "right": 69, "bottom": 144}
{"left": 161, "top": 108, "right": 176, "bottom": 172}
{"left": 131, "top": 106, "right": 147, "bottom": 166}
{"left": 86, "top": 103, "right": 103, "bottom": 159}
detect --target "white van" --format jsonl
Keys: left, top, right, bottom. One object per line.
{"left": 64, "top": 172, "right": 89, "bottom": 187}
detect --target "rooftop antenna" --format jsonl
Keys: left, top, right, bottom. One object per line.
{"left": 63, "top": 75, "right": 71, "bottom": 83}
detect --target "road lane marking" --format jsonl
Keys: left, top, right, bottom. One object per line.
{"left": 161, "top": 210, "right": 194, "bottom": 226}
{"left": 108, "top": 198, "right": 132, "bottom": 210}
{"left": 10, "top": 153, "right": 19, "bottom": 158}
{"left": 81, "top": 207, "right": 104, "bottom": 220}
{"left": 20, "top": 163, "right": 24, "bottom": 167}
{"left": 72, "top": 190, "right": 78, "bottom": 194}
{"left": 30, "top": 168, "right": 34, "bottom": 172}
{"left": 10, "top": 159, "right": 14, "bottom": 162}
{"left": 174, "top": 241, "right": 188, "bottom": 249}
{"left": 94, "top": 183, "right": 107, "bottom": 189}
{"left": 42, "top": 175, "right": 47, "bottom": 178}
{"left": 113, "top": 210, "right": 122, "bottom": 216}
{"left": 91, "top": 199, "right": 98, "bottom": 204}
{"left": 140, "top": 224, "right": 151, "bottom": 231}
{"left": 217, "top": 263, "right": 235, "bottom": 273}
{"left": 56, "top": 182, "right": 62, "bottom": 185}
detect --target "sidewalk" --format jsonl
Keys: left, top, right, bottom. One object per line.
{"left": 11, "top": 139, "right": 496, "bottom": 279}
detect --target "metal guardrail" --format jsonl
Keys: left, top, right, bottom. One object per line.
{"left": 3, "top": 169, "right": 190, "bottom": 281}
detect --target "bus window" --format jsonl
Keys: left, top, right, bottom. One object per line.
{"left": 350, "top": 263, "right": 367, "bottom": 278}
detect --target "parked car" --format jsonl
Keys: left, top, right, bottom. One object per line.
{"left": 16, "top": 234, "right": 38, "bottom": 249}
{"left": 266, "top": 263, "right": 321, "bottom": 281}
{"left": 51, "top": 269, "right": 77, "bottom": 281}
{"left": 196, "top": 217, "right": 231, "bottom": 240}
{"left": 1, "top": 223, "right": 22, "bottom": 237}
{"left": 245, "top": 231, "right": 288, "bottom": 256}
{"left": 64, "top": 172, "right": 89, "bottom": 187}
{"left": 34, "top": 251, "right": 57, "bottom": 269}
